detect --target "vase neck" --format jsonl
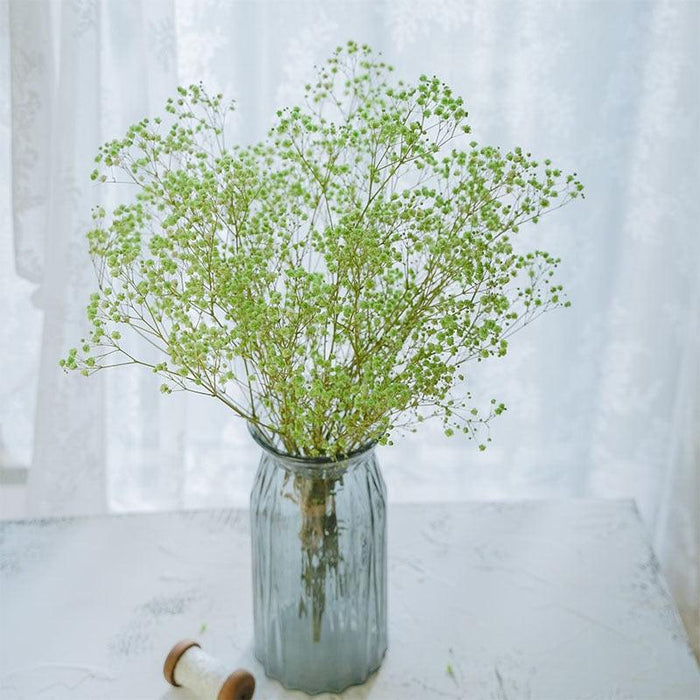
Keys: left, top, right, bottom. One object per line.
{"left": 247, "top": 423, "right": 376, "bottom": 474}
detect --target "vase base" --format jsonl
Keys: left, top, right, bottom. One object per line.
{"left": 254, "top": 644, "right": 387, "bottom": 696}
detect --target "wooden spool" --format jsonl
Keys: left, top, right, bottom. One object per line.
{"left": 164, "top": 639, "right": 256, "bottom": 700}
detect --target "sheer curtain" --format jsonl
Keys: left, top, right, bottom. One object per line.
{"left": 2, "top": 0, "right": 698, "bottom": 650}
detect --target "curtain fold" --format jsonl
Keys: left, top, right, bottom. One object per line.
{"left": 2, "top": 0, "right": 698, "bottom": 651}
{"left": 8, "top": 0, "right": 54, "bottom": 283}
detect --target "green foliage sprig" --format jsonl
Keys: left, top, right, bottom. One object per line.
{"left": 63, "top": 41, "right": 584, "bottom": 458}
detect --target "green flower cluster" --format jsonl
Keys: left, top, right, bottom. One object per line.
{"left": 63, "top": 41, "right": 584, "bottom": 458}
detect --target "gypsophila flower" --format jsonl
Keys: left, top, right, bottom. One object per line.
{"left": 62, "top": 41, "right": 584, "bottom": 458}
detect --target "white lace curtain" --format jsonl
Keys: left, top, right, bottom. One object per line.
{"left": 1, "top": 0, "right": 697, "bottom": 651}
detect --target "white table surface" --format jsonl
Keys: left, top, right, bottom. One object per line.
{"left": 0, "top": 501, "right": 698, "bottom": 700}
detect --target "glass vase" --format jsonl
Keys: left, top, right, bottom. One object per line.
{"left": 249, "top": 426, "right": 388, "bottom": 694}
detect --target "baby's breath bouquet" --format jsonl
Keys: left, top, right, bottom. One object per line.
{"left": 63, "top": 42, "right": 582, "bottom": 650}
{"left": 64, "top": 42, "right": 582, "bottom": 454}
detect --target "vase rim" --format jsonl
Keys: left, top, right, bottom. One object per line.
{"left": 247, "top": 422, "right": 377, "bottom": 467}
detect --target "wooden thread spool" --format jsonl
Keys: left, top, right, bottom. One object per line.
{"left": 164, "top": 639, "right": 255, "bottom": 700}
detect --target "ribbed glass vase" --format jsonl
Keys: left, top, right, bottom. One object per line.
{"left": 249, "top": 425, "right": 388, "bottom": 694}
